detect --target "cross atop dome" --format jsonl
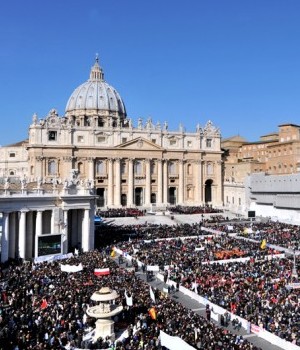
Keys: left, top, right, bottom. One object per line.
{"left": 89, "top": 54, "right": 104, "bottom": 81}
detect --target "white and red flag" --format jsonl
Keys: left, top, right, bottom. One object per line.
{"left": 94, "top": 268, "right": 110, "bottom": 276}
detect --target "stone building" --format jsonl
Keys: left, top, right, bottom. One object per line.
{"left": 0, "top": 57, "right": 224, "bottom": 262}
{"left": 14, "top": 57, "right": 223, "bottom": 208}
{"left": 222, "top": 124, "right": 300, "bottom": 215}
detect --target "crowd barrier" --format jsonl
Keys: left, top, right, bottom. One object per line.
{"left": 113, "top": 246, "right": 300, "bottom": 350}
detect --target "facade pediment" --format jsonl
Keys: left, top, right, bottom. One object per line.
{"left": 116, "top": 137, "right": 164, "bottom": 151}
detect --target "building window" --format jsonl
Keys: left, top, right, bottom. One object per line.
{"left": 97, "top": 136, "right": 106, "bottom": 143}
{"left": 187, "top": 141, "right": 192, "bottom": 148}
{"left": 9, "top": 170, "right": 15, "bottom": 176}
{"left": 169, "top": 138, "right": 177, "bottom": 146}
{"left": 168, "top": 161, "right": 176, "bottom": 175}
{"left": 96, "top": 161, "right": 105, "bottom": 175}
{"left": 121, "top": 161, "right": 126, "bottom": 175}
{"left": 122, "top": 137, "right": 127, "bottom": 143}
{"left": 48, "top": 160, "right": 57, "bottom": 175}
{"left": 48, "top": 131, "right": 57, "bottom": 141}
{"left": 207, "top": 162, "right": 213, "bottom": 175}
{"left": 206, "top": 139, "right": 212, "bottom": 148}
{"left": 134, "top": 160, "right": 142, "bottom": 175}
{"left": 9, "top": 152, "right": 16, "bottom": 158}
{"left": 151, "top": 162, "right": 156, "bottom": 175}
{"left": 77, "top": 135, "right": 84, "bottom": 143}
{"left": 187, "top": 164, "right": 192, "bottom": 175}
{"left": 151, "top": 139, "right": 156, "bottom": 144}
{"left": 239, "top": 198, "right": 241, "bottom": 205}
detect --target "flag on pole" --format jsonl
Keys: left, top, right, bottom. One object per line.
{"left": 94, "top": 268, "right": 110, "bottom": 276}
{"left": 150, "top": 286, "right": 156, "bottom": 303}
{"left": 149, "top": 307, "right": 157, "bottom": 320}
{"left": 125, "top": 290, "right": 133, "bottom": 306}
{"left": 260, "top": 239, "right": 267, "bottom": 249}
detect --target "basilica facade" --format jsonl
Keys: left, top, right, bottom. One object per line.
{"left": 0, "top": 58, "right": 223, "bottom": 261}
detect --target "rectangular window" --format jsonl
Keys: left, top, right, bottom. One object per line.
{"left": 206, "top": 139, "right": 212, "bottom": 148}
{"left": 122, "top": 137, "right": 127, "bottom": 143}
{"left": 187, "top": 141, "right": 192, "bottom": 148}
{"left": 169, "top": 139, "right": 177, "bottom": 146}
{"left": 48, "top": 131, "right": 57, "bottom": 141}
{"left": 9, "top": 152, "right": 16, "bottom": 158}
{"left": 151, "top": 139, "right": 156, "bottom": 144}
{"left": 77, "top": 135, "right": 84, "bottom": 143}
{"left": 97, "top": 136, "right": 106, "bottom": 143}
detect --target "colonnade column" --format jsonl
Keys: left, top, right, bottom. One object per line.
{"left": 62, "top": 209, "right": 69, "bottom": 254}
{"left": 88, "top": 158, "right": 95, "bottom": 184}
{"left": 163, "top": 160, "right": 168, "bottom": 205}
{"left": 107, "top": 159, "right": 114, "bottom": 207}
{"left": 34, "top": 210, "right": 43, "bottom": 258}
{"left": 9, "top": 212, "right": 16, "bottom": 259}
{"left": 82, "top": 209, "right": 90, "bottom": 252}
{"left": 178, "top": 160, "right": 184, "bottom": 204}
{"left": 18, "top": 210, "right": 27, "bottom": 259}
{"left": 157, "top": 160, "right": 163, "bottom": 205}
{"left": 114, "top": 158, "right": 121, "bottom": 207}
{"left": 127, "top": 159, "right": 133, "bottom": 207}
{"left": 145, "top": 159, "right": 151, "bottom": 206}
{"left": 1, "top": 212, "right": 9, "bottom": 263}
{"left": 26, "top": 211, "right": 34, "bottom": 259}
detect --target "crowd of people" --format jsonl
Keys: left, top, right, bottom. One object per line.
{"left": 206, "top": 221, "right": 300, "bottom": 250}
{"left": 167, "top": 205, "right": 223, "bottom": 215}
{"left": 0, "top": 250, "right": 263, "bottom": 350}
{"left": 96, "top": 208, "right": 144, "bottom": 218}
{"left": 114, "top": 230, "right": 300, "bottom": 345}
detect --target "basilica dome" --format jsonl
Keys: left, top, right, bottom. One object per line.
{"left": 65, "top": 58, "right": 126, "bottom": 118}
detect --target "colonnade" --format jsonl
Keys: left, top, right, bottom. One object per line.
{"left": 97, "top": 158, "right": 212, "bottom": 207}
{"left": 0, "top": 207, "right": 93, "bottom": 263}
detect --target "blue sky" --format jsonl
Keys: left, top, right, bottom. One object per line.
{"left": 1, "top": 0, "right": 300, "bottom": 145}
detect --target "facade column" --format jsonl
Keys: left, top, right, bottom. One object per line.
{"left": 107, "top": 159, "right": 114, "bottom": 207}
{"left": 157, "top": 160, "right": 163, "bottom": 205}
{"left": 145, "top": 159, "right": 151, "bottom": 206}
{"left": 216, "top": 160, "right": 223, "bottom": 206}
{"left": 193, "top": 160, "right": 200, "bottom": 204}
{"left": 62, "top": 209, "right": 69, "bottom": 254}
{"left": 163, "top": 160, "right": 168, "bottom": 205}
{"left": 114, "top": 158, "right": 121, "bottom": 207}
{"left": 18, "top": 210, "right": 27, "bottom": 259}
{"left": 34, "top": 210, "right": 43, "bottom": 258}
{"left": 127, "top": 159, "right": 134, "bottom": 207}
{"left": 1, "top": 212, "right": 9, "bottom": 263}
{"left": 200, "top": 160, "right": 204, "bottom": 204}
{"left": 82, "top": 209, "right": 90, "bottom": 252}
{"left": 178, "top": 160, "right": 184, "bottom": 204}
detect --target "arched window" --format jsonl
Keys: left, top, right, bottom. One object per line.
{"left": 168, "top": 161, "right": 176, "bottom": 175}
{"left": 187, "top": 187, "right": 193, "bottom": 199}
{"left": 48, "top": 160, "right": 57, "bottom": 175}
{"left": 134, "top": 160, "right": 142, "bottom": 175}
{"left": 78, "top": 162, "right": 83, "bottom": 174}
{"left": 187, "top": 164, "right": 192, "bottom": 175}
{"left": 96, "top": 161, "right": 105, "bottom": 175}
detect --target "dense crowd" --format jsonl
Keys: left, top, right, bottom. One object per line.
{"left": 206, "top": 221, "right": 300, "bottom": 250}
{"left": 167, "top": 205, "right": 223, "bottom": 215}
{"left": 0, "top": 251, "right": 262, "bottom": 350}
{"left": 96, "top": 208, "right": 144, "bottom": 218}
